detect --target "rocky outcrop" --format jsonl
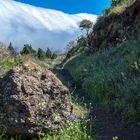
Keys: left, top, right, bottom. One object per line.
{"left": 0, "top": 43, "right": 10, "bottom": 57}
{"left": 0, "top": 42, "right": 16, "bottom": 57}
{"left": 89, "top": 0, "right": 140, "bottom": 52}
{"left": 0, "top": 61, "right": 72, "bottom": 138}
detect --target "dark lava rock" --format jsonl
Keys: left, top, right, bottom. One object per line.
{"left": 0, "top": 61, "right": 72, "bottom": 138}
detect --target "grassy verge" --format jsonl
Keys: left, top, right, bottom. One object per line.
{"left": 64, "top": 36, "right": 140, "bottom": 122}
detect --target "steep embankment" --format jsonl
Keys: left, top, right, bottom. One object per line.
{"left": 88, "top": 0, "right": 140, "bottom": 52}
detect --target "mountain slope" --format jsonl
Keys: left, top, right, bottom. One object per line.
{"left": 89, "top": 0, "right": 140, "bottom": 52}
{"left": 0, "top": 0, "right": 97, "bottom": 52}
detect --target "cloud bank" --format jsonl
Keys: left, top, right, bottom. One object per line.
{"left": 0, "top": 0, "right": 97, "bottom": 52}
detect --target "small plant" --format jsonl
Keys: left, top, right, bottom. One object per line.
{"left": 0, "top": 56, "right": 23, "bottom": 75}
{"left": 40, "top": 115, "right": 92, "bottom": 140}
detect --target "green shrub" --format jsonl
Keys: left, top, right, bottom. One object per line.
{"left": 0, "top": 118, "right": 92, "bottom": 140}
{"left": 64, "top": 36, "right": 88, "bottom": 63}
{"left": 7, "top": 42, "right": 15, "bottom": 53}
{"left": 46, "top": 48, "right": 52, "bottom": 58}
{"left": 43, "top": 118, "right": 92, "bottom": 140}
{"left": 0, "top": 56, "right": 23, "bottom": 75}
{"left": 37, "top": 48, "right": 46, "bottom": 60}
{"left": 51, "top": 53, "right": 57, "bottom": 59}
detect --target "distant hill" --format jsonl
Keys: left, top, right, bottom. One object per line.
{"left": 0, "top": 0, "right": 97, "bottom": 52}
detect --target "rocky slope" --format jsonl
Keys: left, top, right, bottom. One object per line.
{"left": 89, "top": 0, "right": 140, "bottom": 52}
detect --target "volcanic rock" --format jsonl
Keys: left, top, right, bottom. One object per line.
{"left": 0, "top": 61, "right": 72, "bottom": 138}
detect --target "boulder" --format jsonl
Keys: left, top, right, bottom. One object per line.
{"left": 0, "top": 61, "right": 72, "bottom": 138}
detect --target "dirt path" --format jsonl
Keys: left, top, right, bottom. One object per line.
{"left": 91, "top": 107, "right": 140, "bottom": 140}
{"left": 54, "top": 68, "right": 140, "bottom": 140}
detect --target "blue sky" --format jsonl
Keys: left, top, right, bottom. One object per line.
{"left": 15, "top": 0, "right": 110, "bottom": 15}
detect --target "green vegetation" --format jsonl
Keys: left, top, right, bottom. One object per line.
{"left": 77, "top": 36, "right": 87, "bottom": 47}
{"left": 39, "top": 120, "right": 92, "bottom": 140}
{"left": 63, "top": 36, "right": 88, "bottom": 62}
{"left": 0, "top": 0, "right": 140, "bottom": 137}
{"left": 20, "top": 44, "right": 57, "bottom": 61}
{"left": 80, "top": 19, "right": 93, "bottom": 48}
{"left": 35, "top": 100, "right": 93, "bottom": 140}
{"left": 0, "top": 54, "right": 49, "bottom": 77}
{"left": 89, "top": 0, "right": 140, "bottom": 53}
{"left": 7, "top": 42, "right": 15, "bottom": 52}
{"left": 0, "top": 56, "right": 22, "bottom": 76}
{"left": 111, "top": 0, "right": 134, "bottom": 7}
{"left": 45, "top": 48, "right": 58, "bottom": 60}
{"left": 51, "top": 53, "right": 57, "bottom": 59}
{"left": 46, "top": 48, "right": 52, "bottom": 58}
{"left": 37, "top": 48, "right": 46, "bottom": 60}
{"left": 64, "top": 36, "right": 140, "bottom": 122}
{"left": 20, "top": 44, "right": 36, "bottom": 55}
{"left": 109, "top": 0, "right": 134, "bottom": 14}
{"left": 102, "top": 0, "right": 134, "bottom": 16}
{"left": 0, "top": 104, "right": 92, "bottom": 140}
{"left": 80, "top": 20, "right": 93, "bottom": 36}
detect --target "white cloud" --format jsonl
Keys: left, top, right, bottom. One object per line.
{"left": 0, "top": 0, "right": 97, "bottom": 52}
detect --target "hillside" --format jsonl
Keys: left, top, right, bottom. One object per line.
{"left": 60, "top": 1, "right": 140, "bottom": 139}
{"left": 64, "top": 36, "right": 140, "bottom": 122}
{"left": 89, "top": 0, "right": 140, "bottom": 52}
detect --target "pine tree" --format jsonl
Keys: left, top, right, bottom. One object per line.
{"left": 46, "top": 48, "right": 52, "bottom": 58}
{"left": 37, "top": 48, "right": 46, "bottom": 60}
{"left": 51, "top": 53, "right": 57, "bottom": 59}
{"left": 8, "top": 42, "right": 15, "bottom": 52}
{"left": 79, "top": 20, "right": 93, "bottom": 47}
{"left": 21, "top": 44, "right": 36, "bottom": 55}
{"left": 80, "top": 19, "right": 93, "bottom": 37}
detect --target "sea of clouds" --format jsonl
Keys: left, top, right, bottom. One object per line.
{"left": 0, "top": 0, "right": 97, "bottom": 52}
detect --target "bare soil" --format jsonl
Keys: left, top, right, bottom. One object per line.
{"left": 91, "top": 106, "right": 140, "bottom": 140}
